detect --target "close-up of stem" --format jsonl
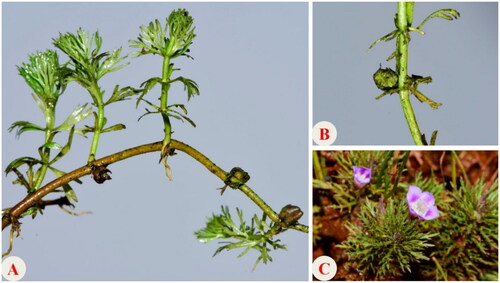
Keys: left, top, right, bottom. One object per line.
{"left": 396, "top": 3, "right": 424, "bottom": 145}
{"left": 88, "top": 93, "right": 105, "bottom": 163}
{"left": 32, "top": 108, "right": 56, "bottom": 191}
{"left": 160, "top": 55, "right": 173, "bottom": 147}
{"left": 368, "top": 2, "right": 460, "bottom": 145}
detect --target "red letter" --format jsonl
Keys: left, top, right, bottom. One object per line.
{"left": 319, "top": 128, "right": 330, "bottom": 140}
{"left": 7, "top": 264, "right": 19, "bottom": 276}
{"left": 319, "top": 262, "right": 330, "bottom": 275}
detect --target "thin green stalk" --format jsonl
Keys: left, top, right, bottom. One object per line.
{"left": 451, "top": 151, "right": 470, "bottom": 186}
{"left": 313, "top": 151, "right": 325, "bottom": 181}
{"left": 432, "top": 256, "right": 448, "bottom": 280}
{"left": 397, "top": 2, "right": 424, "bottom": 145}
{"left": 161, "top": 56, "right": 173, "bottom": 148}
{"left": 388, "top": 151, "right": 409, "bottom": 199}
{"left": 33, "top": 108, "right": 56, "bottom": 191}
{"left": 451, "top": 151, "right": 457, "bottom": 189}
{"left": 88, "top": 83, "right": 106, "bottom": 163}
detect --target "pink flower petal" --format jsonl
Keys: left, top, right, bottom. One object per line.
{"left": 406, "top": 185, "right": 422, "bottom": 203}
{"left": 423, "top": 206, "right": 440, "bottom": 220}
{"left": 420, "top": 192, "right": 435, "bottom": 206}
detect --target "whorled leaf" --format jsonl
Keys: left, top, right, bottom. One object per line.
{"left": 55, "top": 103, "right": 92, "bottom": 134}
{"left": 172, "top": 76, "right": 200, "bottom": 100}
{"left": 49, "top": 126, "right": 76, "bottom": 165}
{"left": 416, "top": 9, "right": 461, "bottom": 30}
{"left": 367, "top": 30, "right": 398, "bottom": 52}
{"left": 130, "top": 9, "right": 196, "bottom": 59}
{"left": 54, "top": 28, "right": 128, "bottom": 87}
{"left": 39, "top": 141, "right": 62, "bottom": 151}
{"left": 5, "top": 156, "right": 42, "bottom": 175}
{"left": 62, "top": 184, "right": 78, "bottom": 203}
{"left": 136, "top": 77, "right": 162, "bottom": 108}
{"left": 105, "top": 85, "right": 141, "bottom": 106}
{"left": 167, "top": 106, "right": 196, "bottom": 128}
{"left": 48, "top": 166, "right": 81, "bottom": 203}
{"left": 129, "top": 19, "right": 167, "bottom": 57}
{"left": 96, "top": 47, "right": 129, "bottom": 80}
{"left": 53, "top": 28, "right": 100, "bottom": 69}
{"left": 101, "top": 124, "right": 126, "bottom": 133}
{"left": 20, "top": 206, "right": 39, "bottom": 218}
{"left": 8, "top": 121, "right": 45, "bottom": 138}
{"left": 17, "top": 49, "right": 66, "bottom": 103}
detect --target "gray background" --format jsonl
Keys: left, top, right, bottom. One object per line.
{"left": 314, "top": 2, "right": 498, "bottom": 145}
{"left": 2, "top": 2, "right": 308, "bottom": 280}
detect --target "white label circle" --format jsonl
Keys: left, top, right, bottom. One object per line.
{"left": 312, "top": 255, "right": 337, "bottom": 281}
{"left": 313, "top": 121, "right": 337, "bottom": 145}
{"left": 2, "top": 256, "right": 26, "bottom": 281}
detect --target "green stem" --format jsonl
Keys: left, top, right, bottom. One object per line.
{"left": 451, "top": 151, "right": 457, "bottom": 189}
{"left": 388, "top": 151, "right": 409, "bottom": 198}
{"left": 397, "top": 2, "right": 424, "bottom": 145}
{"left": 33, "top": 107, "right": 56, "bottom": 191}
{"left": 161, "top": 56, "right": 172, "bottom": 147}
{"left": 88, "top": 83, "right": 105, "bottom": 163}
{"left": 312, "top": 151, "right": 325, "bottom": 181}
{"left": 432, "top": 256, "right": 448, "bottom": 280}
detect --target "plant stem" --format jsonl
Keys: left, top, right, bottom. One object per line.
{"left": 88, "top": 83, "right": 105, "bottom": 163}
{"left": 2, "top": 140, "right": 308, "bottom": 234}
{"left": 397, "top": 2, "right": 424, "bottom": 145}
{"left": 312, "top": 151, "right": 325, "bottom": 181}
{"left": 161, "top": 56, "right": 172, "bottom": 148}
{"left": 33, "top": 107, "right": 56, "bottom": 191}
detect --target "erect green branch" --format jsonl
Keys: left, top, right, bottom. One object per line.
{"left": 397, "top": 2, "right": 424, "bottom": 145}
{"left": 2, "top": 140, "right": 308, "bottom": 234}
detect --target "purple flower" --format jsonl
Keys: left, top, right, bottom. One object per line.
{"left": 353, "top": 166, "right": 371, "bottom": 189}
{"left": 406, "top": 185, "right": 439, "bottom": 220}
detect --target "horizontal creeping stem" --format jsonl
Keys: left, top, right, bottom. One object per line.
{"left": 2, "top": 140, "right": 308, "bottom": 233}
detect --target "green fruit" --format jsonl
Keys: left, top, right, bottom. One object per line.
{"left": 373, "top": 67, "right": 398, "bottom": 91}
{"left": 231, "top": 167, "right": 250, "bottom": 183}
{"left": 224, "top": 167, "right": 250, "bottom": 189}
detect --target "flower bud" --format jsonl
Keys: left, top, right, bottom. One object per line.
{"left": 353, "top": 166, "right": 371, "bottom": 189}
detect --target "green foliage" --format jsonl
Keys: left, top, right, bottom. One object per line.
{"left": 8, "top": 121, "right": 45, "bottom": 138}
{"left": 314, "top": 151, "right": 498, "bottom": 280}
{"left": 195, "top": 206, "right": 287, "bottom": 270}
{"left": 17, "top": 50, "right": 66, "bottom": 108}
{"left": 4, "top": 9, "right": 306, "bottom": 269}
{"left": 53, "top": 28, "right": 138, "bottom": 163}
{"left": 129, "top": 8, "right": 195, "bottom": 59}
{"left": 339, "top": 198, "right": 437, "bottom": 280}
{"left": 6, "top": 48, "right": 91, "bottom": 202}
{"left": 131, "top": 9, "right": 199, "bottom": 130}
{"left": 427, "top": 180, "right": 498, "bottom": 280}
{"left": 53, "top": 29, "right": 128, "bottom": 88}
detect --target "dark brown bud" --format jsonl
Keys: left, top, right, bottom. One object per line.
{"left": 279, "top": 204, "right": 303, "bottom": 225}
{"left": 91, "top": 164, "right": 112, "bottom": 184}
